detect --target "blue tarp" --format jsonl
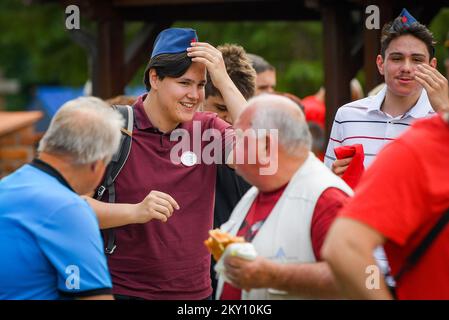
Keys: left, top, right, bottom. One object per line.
{"left": 34, "top": 85, "right": 146, "bottom": 117}
{"left": 28, "top": 85, "right": 146, "bottom": 131}
{"left": 35, "top": 86, "right": 85, "bottom": 117}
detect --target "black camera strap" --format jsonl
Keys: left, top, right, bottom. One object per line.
{"left": 394, "top": 207, "right": 449, "bottom": 284}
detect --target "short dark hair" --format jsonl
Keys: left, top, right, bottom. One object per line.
{"left": 308, "top": 121, "right": 325, "bottom": 156}
{"left": 205, "top": 44, "right": 256, "bottom": 100}
{"left": 143, "top": 52, "right": 192, "bottom": 91}
{"left": 380, "top": 18, "right": 436, "bottom": 59}
{"left": 247, "top": 53, "right": 275, "bottom": 74}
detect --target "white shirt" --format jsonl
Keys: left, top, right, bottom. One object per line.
{"left": 324, "top": 86, "right": 435, "bottom": 280}
{"left": 324, "top": 86, "right": 435, "bottom": 169}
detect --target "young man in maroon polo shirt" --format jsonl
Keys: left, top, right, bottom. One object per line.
{"left": 85, "top": 28, "right": 247, "bottom": 299}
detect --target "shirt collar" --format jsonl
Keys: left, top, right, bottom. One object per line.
{"left": 367, "top": 86, "right": 434, "bottom": 118}
{"left": 134, "top": 93, "right": 190, "bottom": 133}
{"left": 405, "top": 89, "right": 435, "bottom": 118}
{"left": 134, "top": 93, "right": 157, "bottom": 131}
{"left": 30, "top": 158, "right": 75, "bottom": 192}
{"left": 366, "top": 85, "right": 387, "bottom": 112}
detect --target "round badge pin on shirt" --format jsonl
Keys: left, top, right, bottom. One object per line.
{"left": 181, "top": 151, "right": 198, "bottom": 167}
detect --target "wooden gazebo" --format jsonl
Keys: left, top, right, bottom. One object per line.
{"left": 34, "top": 0, "right": 448, "bottom": 136}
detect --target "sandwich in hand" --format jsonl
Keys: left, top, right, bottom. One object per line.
{"left": 204, "top": 229, "right": 245, "bottom": 261}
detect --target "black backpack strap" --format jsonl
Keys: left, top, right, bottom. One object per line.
{"left": 108, "top": 105, "right": 134, "bottom": 183}
{"left": 394, "top": 207, "right": 449, "bottom": 283}
{"left": 95, "top": 104, "right": 134, "bottom": 255}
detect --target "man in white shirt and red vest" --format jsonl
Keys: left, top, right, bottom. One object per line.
{"left": 216, "top": 94, "right": 353, "bottom": 300}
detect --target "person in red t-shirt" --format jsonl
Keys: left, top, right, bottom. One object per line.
{"left": 216, "top": 94, "right": 352, "bottom": 300}
{"left": 322, "top": 64, "right": 449, "bottom": 299}
{"left": 301, "top": 87, "right": 326, "bottom": 129}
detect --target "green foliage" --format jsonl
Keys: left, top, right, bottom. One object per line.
{"left": 1, "top": 1, "right": 449, "bottom": 111}
{"left": 174, "top": 21, "right": 323, "bottom": 97}
{"left": 0, "top": 0, "right": 88, "bottom": 109}
{"left": 429, "top": 8, "right": 449, "bottom": 75}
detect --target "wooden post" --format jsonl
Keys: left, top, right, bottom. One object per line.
{"left": 93, "top": 8, "right": 125, "bottom": 99}
{"left": 363, "top": 0, "right": 393, "bottom": 94}
{"left": 322, "top": 2, "right": 352, "bottom": 140}
{"left": 124, "top": 22, "right": 173, "bottom": 85}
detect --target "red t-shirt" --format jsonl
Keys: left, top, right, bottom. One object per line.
{"left": 221, "top": 186, "right": 349, "bottom": 300}
{"left": 340, "top": 114, "right": 449, "bottom": 299}
{"left": 301, "top": 95, "right": 326, "bottom": 129}
{"left": 104, "top": 94, "right": 233, "bottom": 300}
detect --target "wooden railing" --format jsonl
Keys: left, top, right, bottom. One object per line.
{"left": 0, "top": 111, "right": 43, "bottom": 177}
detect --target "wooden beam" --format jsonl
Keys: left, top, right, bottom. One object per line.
{"left": 0, "top": 111, "right": 43, "bottom": 137}
{"left": 363, "top": 30, "right": 383, "bottom": 93}
{"left": 349, "top": 32, "right": 364, "bottom": 80}
{"left": 67, "top": 28, "right": 97, "bottom": 94}
{"left": 93, "top": 13, "right": 125, "bottom": 98}
{"left": 113, "top": 0, "right": 233, "bottom": 5}
{"left": 124, "top": 22, "right": 173, "bottom": 85}
{"left": 120, "top": 2, "right": 321, "bottom": 21}
{"left": 322, "top": 2, "right": 353, "bottom": 139}
{"left": 363, "top": 0, "right": 393, "bottom": 93}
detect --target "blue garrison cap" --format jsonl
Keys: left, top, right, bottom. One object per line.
{"left": 391, "top": 8, "right": 419, "bottom": 30}
{"left": 387, "top": 9, "right": 435, "bottom": 57}
{"left": 151, "top": 28, "right": 198, "bottom": 58}
{"left": 398, "top": 8, "right": 418, "bottom": 27}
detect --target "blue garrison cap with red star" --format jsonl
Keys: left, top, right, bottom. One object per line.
{"left": 151, "top": 28, "right": 198, "bottom": 58}
{"left": 392, "top": 8, "right": 419, "bottom": 30}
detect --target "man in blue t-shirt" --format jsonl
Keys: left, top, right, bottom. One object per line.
{"left": 0, "top": 97, "right": 124, "bottom": 299}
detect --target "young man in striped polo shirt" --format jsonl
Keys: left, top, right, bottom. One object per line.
{"left": 324, "top": 9, "right": 449, "bottom": 289}
{"left": 325, "top": 9, "right": 439, "bottom": 175}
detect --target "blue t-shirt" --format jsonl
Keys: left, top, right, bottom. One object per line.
{"left": 0, "top": 163, "right": 112, "bottom": 299}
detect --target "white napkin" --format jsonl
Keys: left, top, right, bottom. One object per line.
{"left": 214, "top": 242, "right": 257, "bottom": 283}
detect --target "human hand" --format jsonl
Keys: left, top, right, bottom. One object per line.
{"left": 132, "top": 190, "right": 179, "bottom": 224}
{"left": 224, "top": 256, "right": 274, "bottom": 291}
{"left": 187, "top": 42, "right": 230, "bottom": 89}
{"left": 415, "top": 64, "right": 449, "bottom": 112}
{"left": 331, "top": 157, "right": 352, "bottom": 177}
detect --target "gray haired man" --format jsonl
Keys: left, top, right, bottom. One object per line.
{"left": 216, "top": 94, "right": 352, "bottom": 300}
{"left": 0, "top": 97, "right": 123, "bottom": 299}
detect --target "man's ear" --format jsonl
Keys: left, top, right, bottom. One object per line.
{"left": 430, "top": 57, "right": 437, "bottom": 68}
{"left": 268, "top": 130, "right": 280, "bottom": 157}
{"left": 90, "top": 159, "right": 105, "bottom": 173}
{"left": 258, "top": 130, "right": 278, "bottom": 164}
{"left": 258, "top": 130, "right": 280, "bottom": 176}
{"left": 265, "top": 134, "right": 271, "bottom": 155}
{"left": 90, "top": 160, "right": 99, "bottom": 173}
{"left": 149, "top": 69, "right": 160, "bottom": 90}
{"left": 376, "top": 55, "right": 385, "bottom": 76}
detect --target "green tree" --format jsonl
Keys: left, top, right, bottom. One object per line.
{"left": 0, "top": 0, "right": 88, "bottom": 110}
{"left": 1, "top": 1, "right": 448, "bottom": 111}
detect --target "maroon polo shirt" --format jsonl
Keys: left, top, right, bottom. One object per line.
{"left": 104, "top": 94, "right": 233, "bottom": 300}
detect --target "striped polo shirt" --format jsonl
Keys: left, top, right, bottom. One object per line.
{"left": 325, "top": 86, "right": 435, "bottom": 281}
{"left": 324, "top": 86, "right": 435, "bottom": 169}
